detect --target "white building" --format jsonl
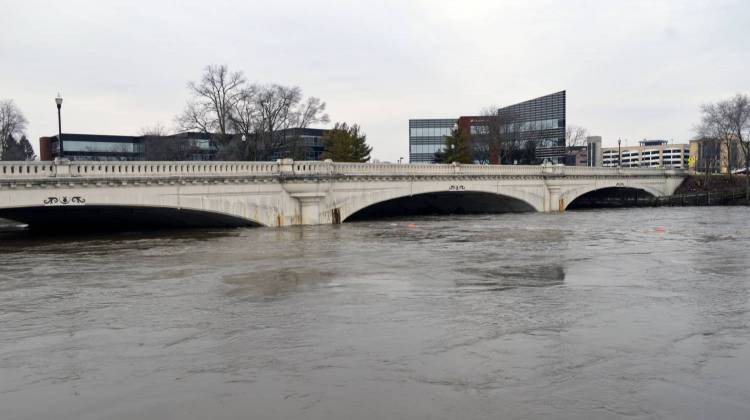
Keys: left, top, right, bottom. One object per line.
{"left": 602, "top": 140, "right": 690, "bottom": 169}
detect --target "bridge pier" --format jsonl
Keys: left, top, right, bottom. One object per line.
{"left": 546, "top": 186, "right": 563, "bottom": 212}
{"left": 290, "top": 192, "right": 327, "bottom": 225}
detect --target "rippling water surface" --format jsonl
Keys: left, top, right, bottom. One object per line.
{"left": 1, "top": 207, "right": 749, "bottom": 419}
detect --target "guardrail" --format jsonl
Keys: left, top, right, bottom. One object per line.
{"left": 0, "top": 159, "right": 689, "bottom": 181}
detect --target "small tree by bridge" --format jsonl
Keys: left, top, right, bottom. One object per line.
{"left": 320, "top": 122, "right": 371, "bottom": 162}
{"left": 433, "top": 127, "right": 472, "bottom": 164}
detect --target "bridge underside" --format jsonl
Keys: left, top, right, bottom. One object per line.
{"left": 0, "top": 206, "right": 259, "bottom": 231}
{"left": 567, "top": 187, "right": 656, "bottom": 210}
{"left": 346, "top": 191, "right": 536, "bottom": 221}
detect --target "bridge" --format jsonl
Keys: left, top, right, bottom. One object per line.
{"left": 0, "top": 159, "right": 687, "bottom": 229}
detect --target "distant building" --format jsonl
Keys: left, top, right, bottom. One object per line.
{"left": 689, "top": 137, "right": 746, "bottom": 173}
{"left": 564, "top": 147, "right": 588, "bottom": 166}
{"left": 496, "top": 90, "right": 566, "bottom": 163}
{"left": 586, "top": 136, "right": 602, "bottom": 167}
{"left": 602, "top": 139, "right": 689, "bottom": 168}
{"left": 40, "top": 129, "right": 326, "bottom": 162}
{"left": 269, "top": 128, "right": 327, "bottom": 161}
{"left": 40, "top": 134, "right": 144, "bottom": 161}
{"left": 409, "top": 91, "right": 566, "bottom": 164}
{"left": 408, "top": 119, "right": 455, "bottom": 163}
{"left": 559, "top": 136, "right": 603, "bottom": 167}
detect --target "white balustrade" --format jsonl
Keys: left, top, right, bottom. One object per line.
{"left": 0, "top": 160, "right": 688, "bottom": 181}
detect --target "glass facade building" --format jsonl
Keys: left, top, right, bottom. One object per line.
{"left": 41, "top": 133, "right": 218, "bottom": 161}
{"left": 408, "top": 119, "right": 456, "bottom": 163}
{"left": 270, "top": 128, "right": 327, "bottom": 161}
{"left": 409, "top": 91, "right": 566, "bottom": 164}
{"left": 496, "top": 90, "right": 566, "bottom": 162}
{"left": 39, "top": 130, "right": 325, "bottom": 161}
{"left": 42, "top": 134, "right": 144, "bottom": 161}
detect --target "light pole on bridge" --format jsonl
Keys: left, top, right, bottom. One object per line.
{"left": 55, "top": 94, "right": 64, "bottom": 159}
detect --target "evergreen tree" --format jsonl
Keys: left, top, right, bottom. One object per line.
{"left": 0, "top": 134, "right": 35, "bottom": 161}
{"left": 18, "top": 136, "right": 36, "bottom": 160}
{"left": 320, "top": 122, "right": 372, "bottom": 162}
{"left": 433, "top": 127, "right": 472, "bottom": 164}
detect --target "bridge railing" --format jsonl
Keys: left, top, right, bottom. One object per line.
{"left": 66, "top": 161, "right": 280, "bottom": 178}
{"left": 0, "top": 160, "right": 280, "bottom": 179}
{"left": 292, "top": 161, "right": 683, "bottom": 177}
{"left": 0, "top": 162, "right": 58, "bottom": 178}
{"left": 1, "top": 159, "right": 688, "bottom": 181}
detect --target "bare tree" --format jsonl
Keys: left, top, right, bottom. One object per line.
{"left": 565, "top": 125, "right": 588, "bottom": 148}
{"left": 0, "top": 99, "right": 29, "bottom": 157}
{"left": 697, "top": 93, "right": 750, "bottom": 198}
{"left": 139, "top": 122, "right": 169, "bottom": 137}
{"left": 232, "top": 84, "right": 329, "bottom": 160}
{"left": 479, "top": 107, "right": 524, "bottom": 164}
{"left": 227, "top": 85, "right": 261, "bottom": 160}
{"left": 139, "top": 123, "right": 190, "bottom": 161}
{"left": 698, "top": 101, "right": 735, "bottom": 175}
{"left": 721, "top": 94, "right": 750, "bottom": 199}
{"left": 177, "top": 64, "right": 246, "bottom": 144}
{"left": 176, "top": 65, "right": 329, "bottom": 161}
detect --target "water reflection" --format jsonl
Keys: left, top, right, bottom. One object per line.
{"left": 223, "top": 268, "right": 336, "bottom": 299}
{"left": 457, "top": 264, "right": 566, "bottom": 291}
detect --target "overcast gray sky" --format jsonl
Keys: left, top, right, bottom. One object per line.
{"left": 2, "top": 0, "right": 748, "bottom": 161}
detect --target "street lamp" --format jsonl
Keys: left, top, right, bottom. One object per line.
{"left": 617, "top": 138, "right": 621, "bottom": 167}
{"left": 398, "top": 157, "right": 404, "bottom": 164}
{"left": 55, "top": 94, "right": 64, "bottom": 158}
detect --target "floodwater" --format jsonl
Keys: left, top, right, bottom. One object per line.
{"left": 1, "top": 207, "right": 749, "bottom": 419}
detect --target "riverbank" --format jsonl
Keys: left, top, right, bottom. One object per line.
{"left": 675, "top": 174, "right": 748, "bottom": 194}
{"left": 673, "top": 174, "right": 749, "bottom": 205}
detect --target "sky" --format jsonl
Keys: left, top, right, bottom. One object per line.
{"left": 1, "top": 0, "right": 749, "bottom": 162}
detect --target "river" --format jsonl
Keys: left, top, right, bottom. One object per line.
{"left": 1, "top": 207, "right": 749, "bottom": 419}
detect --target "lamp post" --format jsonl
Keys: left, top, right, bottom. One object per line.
{"left": 617, "top": 138, "right": 621, "bottom": 167}
{"left": 398, "top": 157, "right": 404, "bottom": 164}
{"left": 55, "top": 94, "right": 64, "bottom": 158}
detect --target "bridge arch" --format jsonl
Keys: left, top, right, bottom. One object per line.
{"left": 338, "top": 185, "right": 540, "bottom": 222}
{"left": 0, "top": 204, "right": 265, "bottom": 231}
{"left": 563, "top": 183, "right": 661, "bottom": 210}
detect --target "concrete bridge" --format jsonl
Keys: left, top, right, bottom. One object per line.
{"left": 0, "top": 159, "right": 687, "bottom": 229}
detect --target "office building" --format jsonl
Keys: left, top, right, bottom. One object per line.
{"left": 586, "top": 136, "right": 602, "bottom": 167}
{"left": 39, "top": 129, "right": 329, "bottom": 162}
{"left": 40, "top": 134, "right": 145, "bottom": 161}
{"left": 269, "top": 128, "right": 327, "bottom": 161}
{"left": 40, "top": 132, "right": 218, "bottom": 161}
{"left": 689, "top": 137, "right": 746, "bottom": 173}
{"left": 564, "top": 147, "right": 588, "bottom": 166}
{"left": 602, "top": 139, "right": 689, "bottom": 168}
{"left": 496, "top": 90, "right": 566, "bottom": 162}
{"left": 409, "top": 91, "right": 566, "bottom": 164}
{"left": 408, "top": 119, "right": 456, "bottom": 163}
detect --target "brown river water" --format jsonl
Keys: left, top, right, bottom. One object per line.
{"left": 0, "top": 207, "right": 749, "bottom": 419}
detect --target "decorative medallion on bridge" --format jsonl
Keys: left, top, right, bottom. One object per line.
{"left": 43, "top": 196, "right": 86, "bottom": 205}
